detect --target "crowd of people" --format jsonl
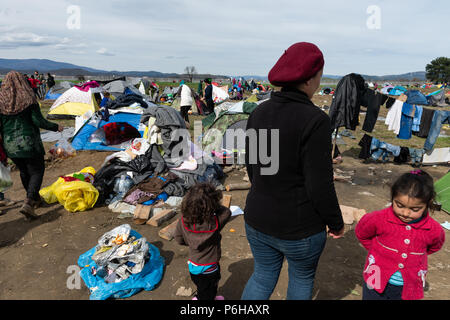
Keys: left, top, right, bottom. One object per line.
{"left": 4, "top": 70, "right": 57, "bottom": 100}
{"left": 0, "top": 43, "right": 446, "bottom": 301}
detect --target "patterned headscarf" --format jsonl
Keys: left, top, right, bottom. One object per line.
{"left": 0, "top": 70, "right": 37, "bottom": 115}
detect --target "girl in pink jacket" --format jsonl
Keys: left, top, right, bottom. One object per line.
{"left": 355, "top": 170, "right": 445, "bottom": 300}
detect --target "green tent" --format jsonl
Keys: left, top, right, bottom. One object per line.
{"left": 435, "top": 172, "right": 450, "bottom": 214}
{"left": 201, "top": 101, "right": 259, "bottom": 155}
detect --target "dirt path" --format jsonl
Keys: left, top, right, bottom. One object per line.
{"left": 0, "top": 148, "right": 448, "bottom": 300}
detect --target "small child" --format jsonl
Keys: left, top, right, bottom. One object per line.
{"left": 174, "top": 182, "right": 231, "bottom": 300}
{"left": 355, "top": 170, "right": 445, "bottom": 300}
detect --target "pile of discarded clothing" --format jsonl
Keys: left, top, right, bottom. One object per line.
{"left": 93, "top": 104, "right": 224, "bottom": 213}
{"left": 358, "top": 134, "right": 425, "bottom": 166}
{"left": 106, "top": 93, "right": 150, "bottom": 111}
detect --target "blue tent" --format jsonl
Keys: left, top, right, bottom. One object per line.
{"left": 44, "top": 89, "right": 63, "bottom": 100}
{"left": 44, "top": 81, "right": 75, "bottom": 100}
{"left": 389, "top": 86, "right": 408, "bottom": 96}
{"left": 71, "top": 112, "right": 144, "bottom": 151}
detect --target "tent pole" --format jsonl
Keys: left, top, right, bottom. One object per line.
{"left": 332, "top": 128, "right": 339, "bottom": 160}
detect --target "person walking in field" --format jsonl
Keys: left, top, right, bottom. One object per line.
{"left": 0, "top": 71, "right": 63, "bottom": 220}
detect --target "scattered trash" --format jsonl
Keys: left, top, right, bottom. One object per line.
{"left": 176, "top": 286, "right": 193, "bottom": 297}
{"left": 441, "top": 221, "right": 450, "bottom": 231}
{"left": 42, "top": 243, "right": 48, "bottom": 248}
{"left": 230, "top": 206, "right": 244, "bottom": 217}
{"left": 77, "top": 224, "right": 164, "bottom": 300}
{"left": 229, "top": 229, "right": 236, "bottom": 233}
{"left": 340, "top": 205, "right": 367, "bottom": 224}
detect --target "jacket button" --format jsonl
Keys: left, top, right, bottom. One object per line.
{"left": 404, "top": 239, "right": 410, "bottom": 245}
{"left": 406, "top": 226, "right": 411, "bottom": 230}
{"left": 398, "top": 263, "right": 404, "bottom": 269}
{"left": 402, "top": 253, "right": 408, "bottom": 259}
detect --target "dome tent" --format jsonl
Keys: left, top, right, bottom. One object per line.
{"left": 47, "top": 82, "right": 102, "bottom": 119}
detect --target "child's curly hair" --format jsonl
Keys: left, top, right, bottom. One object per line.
{"left": 181, "top": 182, "right": 223, "bottom": 225}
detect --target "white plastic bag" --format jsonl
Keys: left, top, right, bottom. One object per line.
{"left": 0, "top": 162, "right": 13, "bottom": 192}
{"left": 49, "top": 134, "right": 76, "bottom": 159}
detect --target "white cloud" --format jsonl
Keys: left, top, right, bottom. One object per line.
{"left": 0, "top": 32, "right": 61, "bottom": 48}
{"left": 96, "top": 48, "right": 115, "bottom": 56}
{"left": 0, "top": 0, "right": 448, "bottom": 76}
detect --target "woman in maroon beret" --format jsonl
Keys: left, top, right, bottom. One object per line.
{"left": 241, "top": 42, "right": 344, "bottom": 300}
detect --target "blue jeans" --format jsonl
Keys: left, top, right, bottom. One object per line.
{"left": 241, "top": 223, "right": 326, "bottom": 300}
{"left": 370, "top": 137, "right": 401, "bottom": 162}
{"left": 424, "top": 110, "right": 450, "bottom": 151}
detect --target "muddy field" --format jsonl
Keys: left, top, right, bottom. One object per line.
{"left": 0, "top": 93, "right": 449, "bottom": 300}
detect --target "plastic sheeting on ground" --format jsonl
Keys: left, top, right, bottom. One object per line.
{"left": 77, "top": 226, "right": 164, "bottom": 300}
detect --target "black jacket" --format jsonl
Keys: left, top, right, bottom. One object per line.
{"left": 329, "top": 73, "right": 367, "bottom": 131}
{"left": 244, "top": 87, "right": 343, "bottom": 240}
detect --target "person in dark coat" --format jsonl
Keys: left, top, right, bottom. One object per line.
{"left": 0, "top": 71, "right": 63, "bottom": 220}
{"left": 201, "top": 78, "right": 214, "bottom": 114}
{"left": 46, "top": 73, "right": 56, "bottom": 90}
{"left": 241, "top": 42, "right": 344, "bottom": 300}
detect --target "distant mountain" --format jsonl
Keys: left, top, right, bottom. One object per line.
{"left": 0, "top": 59, "right": 427, "bottom": 81}
{"left": 0, "top": 58, "right": 102, "bottom": 73}
{"left": 322, "top": 72, "right": 427, "bottom": 81}
{"left": 0, "top": 58, "right": 228, "bottom": 79}
{"left": 362, "top": 71, "right": 426, "bottom": 81}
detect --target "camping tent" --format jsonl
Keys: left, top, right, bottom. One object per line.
{"left": 71, "top": 111, "right": 144, "bottom": 151}
{"left": 380, "top": 85, "right": 394, "bottom": 95}
{"left": 47, "top": 84, "right": 103, "bottom": 119}
{"left": 102, "top": 80, "right": 144, "bottom": 98}
{"left": 44, "top": 81, "right": 75, "bottom": 100}
{"left": 201, "top": 99, "right": 263, "bottom": 157}
{"left": 388, "top": 86, "right": 407, "bottom": 96}
{"left": 435, "top": 171, "right": 450, "bottom": 213}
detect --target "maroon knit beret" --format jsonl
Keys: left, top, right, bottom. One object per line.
{"left": 268, "top": 42, "right": 324, "bottom": 86}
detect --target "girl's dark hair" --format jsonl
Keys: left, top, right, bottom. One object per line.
{"left": 391, "top": 170, "right": 435, "bottom": 207}
{"left": 181, "top": 182, "right": 223, "bottom": 225}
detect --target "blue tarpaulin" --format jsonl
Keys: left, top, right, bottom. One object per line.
{"left": 77, "top": 229, "right": 164, "bottom": 300}
{"left": 71, "top": 112, "right": 143, "bottom": 151}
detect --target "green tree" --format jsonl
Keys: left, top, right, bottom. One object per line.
{"left": 426, "top": 57, "right": 450, "bottom": 83}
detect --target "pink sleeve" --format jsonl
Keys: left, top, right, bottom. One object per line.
{"left": 355, "top": 211, "right": 379, "bottom": 251}
{"left": 427, "top": 225, "right": 446, "bottom": 255}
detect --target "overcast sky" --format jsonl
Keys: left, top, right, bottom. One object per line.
{"left": 0, "top": 0, "right": 448, "bottom": 77}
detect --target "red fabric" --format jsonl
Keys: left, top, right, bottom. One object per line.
{"left": 268, "top": 42, "right": 324, "bottom": 87}
{"left": 74, "top": 81, "right": 100, "bottom": 92}
{"left": 195, "top": 97, "right": 205, "bottom": 114}
{"left": 355, "top": 206, "right": 445, "bottom": 300}
{"left": 28, "top": 78, "right": 41, "bottom": 89}
{"left": 102, "top": 122, "right": 140, "bottom": 146}
{"left": 60, "top": 176, "right": 81, "bottom": 182}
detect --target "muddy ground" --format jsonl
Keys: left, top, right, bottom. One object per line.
{"left": 0, "top": 96, "right": 449, "bottom": 300}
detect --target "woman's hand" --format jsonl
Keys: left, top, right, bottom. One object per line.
{"left": 57, "top": 124, "right": 64, "bottom": 132}
{"left": 328, "top": 227, "right": 345, "bottom": 239}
